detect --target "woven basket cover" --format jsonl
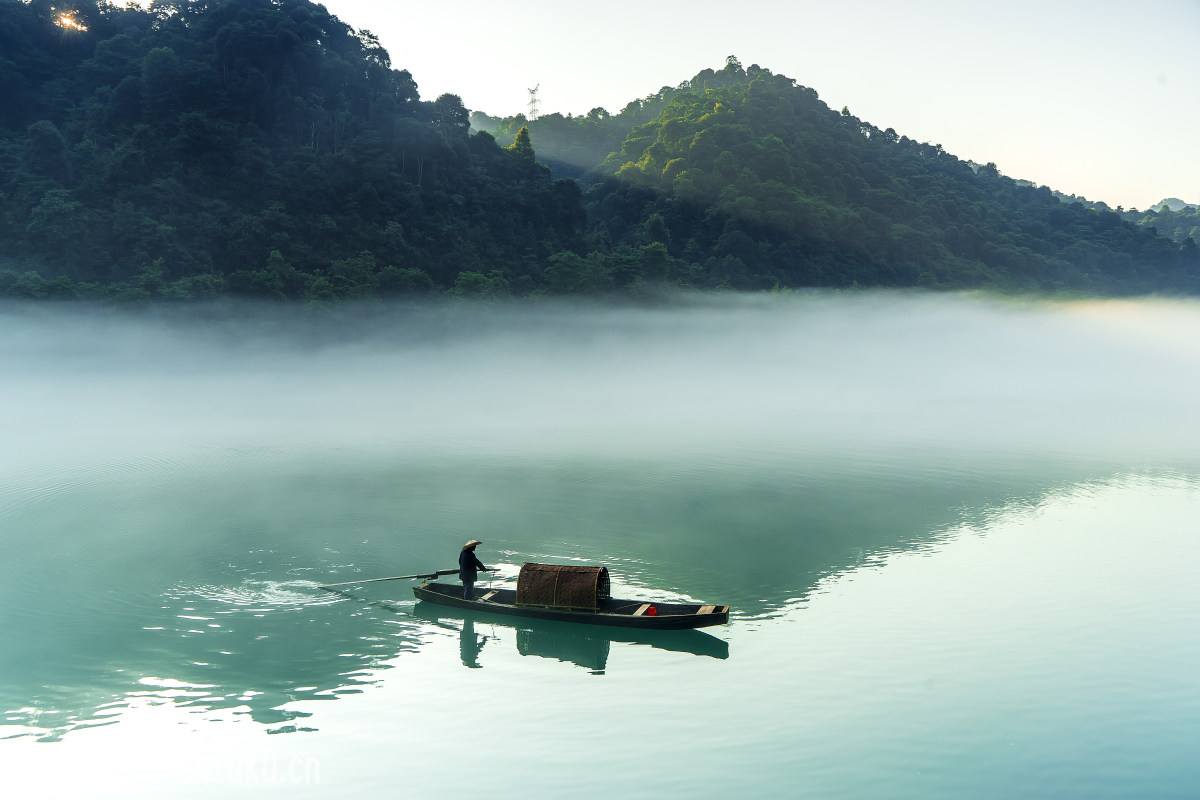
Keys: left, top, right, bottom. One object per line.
{"left": 516, "top": 563, "right": 610, "bottom": 609}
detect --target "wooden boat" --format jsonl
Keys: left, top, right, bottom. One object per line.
{"left": 413, "top": 562, "right": 730, "bottom": 630}
{"left": 411, "top": 601, "right": 730, "bottom": 670}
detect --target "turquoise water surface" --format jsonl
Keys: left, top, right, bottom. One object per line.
{"left": 1, "top": 294, "right": 1198, "bottom": 798}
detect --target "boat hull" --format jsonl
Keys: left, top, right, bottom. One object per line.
{"left": 413, "top": 582, "right": 729, "bottom": 630}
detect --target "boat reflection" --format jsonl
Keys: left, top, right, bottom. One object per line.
{"left": 412, "top": 601, "right": 729, "bottom": 673}
{"left": 461, "top": 619, "right": 486, "bottom": 668}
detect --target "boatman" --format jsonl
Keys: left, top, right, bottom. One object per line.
{"left": 459, "top": 539, "right": 487, "bottom": 601}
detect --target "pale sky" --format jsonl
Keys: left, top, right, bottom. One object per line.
{"left": 323, "top": 0, "right": 1199, "bottom": 210}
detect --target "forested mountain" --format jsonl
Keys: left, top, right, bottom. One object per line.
{"left": 476, "top": 57, "right": 1198, "bottom": 293}
{"left": 0, "top": 0, "right": 582, "bottom": 299}
{"left": 1126, "top": 201, "right": 1200, "bottom": 245}
{"left": 1, "top": 1, "right": 1197, "bottom": 300}
{"left": 1151, "top": 198, "right": 1197, "bottom": 213}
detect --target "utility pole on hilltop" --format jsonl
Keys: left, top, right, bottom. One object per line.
{"left": 527, "top": 84, "right": 540, "bottom": 121}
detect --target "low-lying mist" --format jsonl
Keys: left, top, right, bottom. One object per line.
{"left": 3, "top": 291, "right": 1199, "bottom": 480}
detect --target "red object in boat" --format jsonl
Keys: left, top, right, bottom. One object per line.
{"left": 646, "top": 605, "right": 657, "bottom": 616}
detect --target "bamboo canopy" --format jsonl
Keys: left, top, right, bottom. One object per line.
{"left": 516, "top": 563, "right": 610, "bottom": 610}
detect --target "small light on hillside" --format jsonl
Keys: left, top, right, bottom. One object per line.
{"left": 56, "top": 12, "right": 88, "bottom": 31}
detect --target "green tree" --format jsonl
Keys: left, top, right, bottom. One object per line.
{"left": 24, "top": 121, "right": 70, "bottom": 182}
{"left": 508, "top": 126, "right": 535, "bottom": 162}
{"left": 141, "top": 46, "right": 179, "bottom": 114}
{"left": 450, "top": 270, "right": 509, "bottom": 298}
{"left": 377, "top": 265, "right": 434, "bottom": 295}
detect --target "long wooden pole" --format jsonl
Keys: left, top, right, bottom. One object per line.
{"left": 319, "top": 568, "right": 493, "bottom": 590}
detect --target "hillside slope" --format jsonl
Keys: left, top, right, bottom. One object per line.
{"left": 0, "top": 0, "right": 582, "bottom": 299}
{"left": 477, "top": 58, "right": 1198, "bottom": 293}
{"left": 1, "top": 3, "right": 1196, "bottom": 299}
{"left": 1127, "top": 200, "right": 1200, "bottom": 245}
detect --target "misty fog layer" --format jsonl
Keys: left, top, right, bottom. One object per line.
{"left": 2, "top": 292, "right": 1199, "bottom": 481}
{"left": 5, "top": 290, "right": 1200, "bottom": 793}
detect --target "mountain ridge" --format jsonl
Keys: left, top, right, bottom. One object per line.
{"left": 1, "top": 1, "right": 1196, "bottom": 300}
{"left": 475, "top": 57, "right": 1197, "bottom": 293}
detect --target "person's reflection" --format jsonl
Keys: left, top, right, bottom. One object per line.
{"left": 459, "top": 619, "right": 486, "bottom": 668}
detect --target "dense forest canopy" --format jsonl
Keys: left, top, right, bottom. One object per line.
{"left": 476, "top": 57, "right": 1198, "bottom": 294}
{"left": 1126, "top": 202, "right": 1200, "bottom": 245}
{"left": 0, "top": 0, "right": 582, "bottom": 299}
{"left": 1, "top": 1, "right": 1197, "bottom": 300}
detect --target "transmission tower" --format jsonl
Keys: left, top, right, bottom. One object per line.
{"left": 527, "top": 84, "right": 540, "bottom": 121}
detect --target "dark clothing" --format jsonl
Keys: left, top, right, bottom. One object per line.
{"left": 458, "top": 548, "right": 485, "bottom": 581}
{"left": 462, "top": 576, "right": 474, "bottom": 601}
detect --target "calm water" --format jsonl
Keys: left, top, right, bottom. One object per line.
{"left": 1, "top": 294, "right": 1198, "bottom": 798}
